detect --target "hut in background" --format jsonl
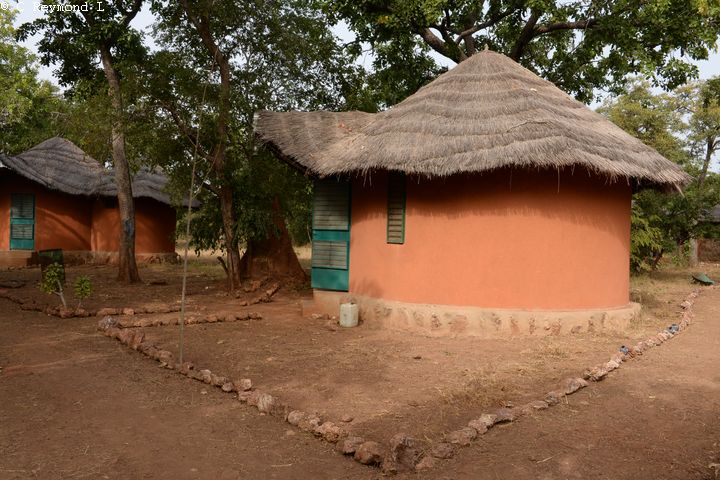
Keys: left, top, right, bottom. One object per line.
{"left": 256, "top": 50, "right": 689, "bottom": 337}
{"left": 0, "top": 137, "right": 178, "bottom": 267}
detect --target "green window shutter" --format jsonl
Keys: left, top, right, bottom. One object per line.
{"left": 10, "top": 224, "right": 33, "bottom": 240}
{"left": 311, "top": 240, "right": 348, "bottom": 270}
{"left": 10, "top": 194, "right": 35, "bottom": 250}
{"left": 313, "top": 180, "right": 350, "bottom": 231}
{"left": 11, "top": 194, "right": 34, "bottom": 219}
{"left": 387, "top": 172, "right": 406, "bottom": 244}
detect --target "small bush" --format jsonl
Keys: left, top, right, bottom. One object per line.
{"left": 40, "top": 262, "right": 66, "bottom": 307}
{"left": 73, "top": 276, "right": 92, "bottom": 308}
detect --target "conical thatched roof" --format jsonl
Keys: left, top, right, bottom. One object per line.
{"left": 1, "top": 137, "right": 180, "bottom": 205}
{"left": 256, "top": 50, "right": 689, "bottom": 190}
{"left": 7, "top": 137, "right": 105, "bottom": 195}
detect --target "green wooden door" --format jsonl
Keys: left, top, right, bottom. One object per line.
{"left": 311, "top": 179, "right": 350, "bottom": 291}
{"left": 10, "top": 193, "right": 35, "bottom": 250}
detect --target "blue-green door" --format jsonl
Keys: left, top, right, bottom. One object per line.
{"left": 10, "top": 193, "right": 35, "bottom": 250}
{"left": 311, "top": 179, "right": 350, "bottom": 291}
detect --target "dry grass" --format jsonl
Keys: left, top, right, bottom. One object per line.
{"left": 442, "top": 366, "right": 519, "bottom": 408}
{"left": 629, "top": 262, "right": 720, "bottom": 333}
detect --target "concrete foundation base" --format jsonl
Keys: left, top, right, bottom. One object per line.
{"left": 304, "top": 290, "right": 641, "bottom": 337}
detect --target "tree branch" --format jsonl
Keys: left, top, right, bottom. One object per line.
{"left": 534, "top": 18, "right": 598, "bottom": 35}
{"left": 161, "top": 100, "right": 212, "bottom": 162}
{"left": 119, "top": 0, "right": 143, "bottom": 29}
{"left": 416, "top": 27, "right": 460, "bottom": 63}
{"left": 454, "top": 7, "right": 515, "bottom": 39}
{"left": 510, "top": 9, "right": 542, "bottom": 61}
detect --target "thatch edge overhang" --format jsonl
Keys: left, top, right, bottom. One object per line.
{"left": 255, "top": 51, "right": 691, "bottom": 192}
{"left": 253, "top": 110, "right": 375, "bottom": 178}
{"left": 1, "top": 137, "right": 199, "bottom": 207}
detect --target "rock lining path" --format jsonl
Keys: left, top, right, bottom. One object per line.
{"left": 1, "top": 288, "right": 719, "bottom": 479}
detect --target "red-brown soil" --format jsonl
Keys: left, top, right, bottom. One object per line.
{"left": 1, "top": 262, "right": 719, "bottom": 479}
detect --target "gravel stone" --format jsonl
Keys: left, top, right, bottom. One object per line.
{"left": 286, "top": 410, "right": 305, "bottom": 426}
{"left": 415, "top": 455, "right": 436, "bottom": 471}
{"left": 467, "top": 419, "right": 489, "bottom": 434}
{"left": 445, "top": 427, "right": 477, "bottom": 446}
{"left": 354, "top": 441, "right": 385, "bottom": 465}
{"left": 431, "top": 442, "right": 455, "bottom": 459}
{"left": 336, "top": 436, "right": 365, "bottom": 455}
{"left": 563, "top": 377, "right": 588, "bottom": 395}
{"left": 388, "top": 433, "right": 422, "bottom": 472}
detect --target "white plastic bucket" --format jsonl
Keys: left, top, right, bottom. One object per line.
{"left": 339, "top": 303, "right": 359, "bottom": 328}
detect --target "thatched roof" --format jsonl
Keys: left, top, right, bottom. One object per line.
{"left": 2, "top": 137, "right": 181, "bottom": 206}
{"left": 255, "top": 50, "right": 689, "bottom": 190}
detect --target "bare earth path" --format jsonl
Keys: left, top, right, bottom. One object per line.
{"left": 2, "top": 288, "right": 720, "bottom": 479}
{"left": 408, "top": 286, "right": 720, "bottom": 480}
{"left": 0, "top": 298, "right": 369, "bottom": 480}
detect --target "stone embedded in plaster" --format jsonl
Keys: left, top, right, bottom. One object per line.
{"left": 319, "top": 295, "right": 640, "bottom": 338}
{"left": 450, "top": 315, "right": 469, "bottom": 334}
{"left": 510, "top": 316, "right": 520, "bottom": 335}
{"left": 528, "top": 317, "right": 536, "bottom": 335}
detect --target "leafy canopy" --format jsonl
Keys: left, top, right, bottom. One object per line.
{"left": 600, "top": 79, "right": 720, "bottom": 271}
{"left": 0, "top": 7, "right": 60, "bottom": 154}
{"left": 147, "top": 0, "right": 368, "bottom": 250}
{"left": 325, "top": 0, "right": 720, "bottom": 103}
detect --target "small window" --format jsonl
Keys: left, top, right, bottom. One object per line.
{"left": 387, "top": 172, "right": 406, "bottom": 244}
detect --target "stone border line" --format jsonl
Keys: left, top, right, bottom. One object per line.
{"left": 0, "top": 289, "right": 182, "bottom": 318}
{"left": 115, "top": 311, "right": 263, "bottom": 328}
{"left": 95, "top": 287, "right": 705, "bottom": 475}
{"left": 96, "top": 317, "right": 358, "bottom": 454}
{"left": 0, "top": 281, "right": 277, "bottom": 320}
{"left": 399, "top": 287, "right": 704, "bottom": 474}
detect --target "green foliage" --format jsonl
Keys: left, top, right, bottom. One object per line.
{"left": 630, "top": 203, "right": 664, "bottom": 273}
{"left": 17, "top": 1, "right": 146, "bottom": 89}
{"left": 40, "top": 266, "right": 93, "bottom": 309}
{"left": 324, "top": 0, "right": 720, "bottom": 103}
{"left": 147, "top": 0, "right": 366, "bottom": 254}
{"left": 40, "top": 263, "right": 67, "bottom": 307}
{"left": 73, "top": 276, "right": 93, "bottom": 308}
{"left": 601, "top": 78, "right": 720, "bottom": 271}
{"left": 0, "top": 7, "right": 63, "bottom": 154}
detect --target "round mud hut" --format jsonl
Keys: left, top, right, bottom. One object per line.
{"left": 255, "top": 50, "right": 688, "bottom": 337}
{"left": 0, "top": 137, "right": 179, "bottom": 267}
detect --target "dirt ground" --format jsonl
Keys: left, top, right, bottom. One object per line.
{"left": 1, "top": 260, "right": 719, "bottom": 478}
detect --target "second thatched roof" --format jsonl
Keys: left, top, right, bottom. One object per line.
{"left": 256, "top": 49, "right": 689, "bottom": 190}
{"left": 1, "top": 137, "right": 180, "bottom": 206}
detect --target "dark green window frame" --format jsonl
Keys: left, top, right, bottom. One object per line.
{"left": 387, "top": 172, "right": 406, "bottom": 244}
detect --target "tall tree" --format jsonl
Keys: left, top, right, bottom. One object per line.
{"left": 149, "top": 0, "right": 364, "bottom": 288}
{"left": 0, "top": 7, "right": 60, "bottom": 154}
{"left": 325, "top": 0, "right": 720, "bottom": 103}
{"left": 20, "top": 0, "right": 146, "bottom": 283}
{"left": 600, "top": 80, "right": 720, "bottom": 269}
{"left": 683, "top": 78, "right": 720, "bottom": 189}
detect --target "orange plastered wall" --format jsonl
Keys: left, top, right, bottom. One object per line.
{"left": 91, "top": 198, "right": 176, "bottom": 253}
{"left": 1, "top": 172, "right": 91, "bottom": 251}
{"left": 349, "top": 168, "right": 632, "bottom": 310}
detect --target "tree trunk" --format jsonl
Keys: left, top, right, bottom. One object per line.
{"left": 651, "top": 248, "right": 664, "bottom": 270}
{"left": 179, "top": 1, "right": 242, "bottom": 290}
{"left": 219, "top": 183, "right": 242, "bottom": 289}
{"left": 239, "top": 197, "right": 307, "bottom": 283}
{"left": 99, "top": 44, "right": 140, "bottom": 283}
{"left": 697, "top": 136, "right": 715, "bottom": 189}
{"left": 689, "top": 238, "right": 699, "bottom": 267}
